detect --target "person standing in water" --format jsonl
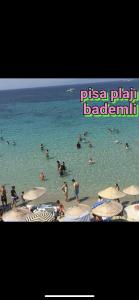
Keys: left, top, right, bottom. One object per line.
{"left": 72, "top": 179, "right": 80, "bottom": 203}
{"left": 39, "top": 171, "right": 46, "bottom": 181}
{"left": 125, "top": 143, "right": 129, "bottom": 150}
{"left": 61, "top": 182, "right": 68, "bottom": 202}
{"left": 57, "top": 161, "right": 61, "bottom": 171}
{"left": 77, "top": 141, "right": 81, "bottom": 149}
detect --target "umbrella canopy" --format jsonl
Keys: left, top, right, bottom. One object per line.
{"left": 98, "top": 186, "right": 125, "bottom": 200}
{"left": 124, "top": 204, "right": 139, "bottom": 221}
{"left": 92, "top": 200, "right": 123, "bottom": 217}
{"left": 65, "top": 204, "right": 90, "bottom": 217}
{"left": 2, "top": 207, "right": 32, "bottom": 222}
{"left": 123, "top": 185, "right": 139, "bottom": 196}
{"left": 25, "top": 211, "right": 55, "bottom": 222}
{"left": 23, "top": 187, "right": 47, "bottom": 201}
{"left": 61, "top": 204, "right": 91, "bottom": 222}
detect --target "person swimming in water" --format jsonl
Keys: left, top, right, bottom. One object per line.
{"left": 79, "top": 134, "right": 82, "bottom": 142}
{"left": 6, "top": 141, "right": 10, "bottom": 145}
{"left": 45, "top": 149, "right": 49, "bottom": 158}
{"left": 12, "top": 141, "right": 16, "bottom": 146}
{"left": 88, "top": 158, "right": 95, "bottom": 165}
{"left": 125, "top": 143, "right": 129, "bottom": 149}
{"left": 77, "top": 141, "right": 81, "bottom": 149}
{"left": 83, "top": 131, "right": 88, "bottom": 136}
{"left": 40, "top": 144, "right": 44, "bottom": 151}
{"left": 88, "top": 142, "right": 93, "bottom": 148}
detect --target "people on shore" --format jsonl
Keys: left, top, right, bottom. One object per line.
{"left": 54, "top": 200, "right": 65, "bottom": 219}
{"left": 72, "top": 179, "right": 80, "bottom": 202}
{"left": 1, "top": 185, "right": 7, "bottom": 207}
{"left": 11, "top": 186, "right": 18, "bottom": 207}
{"left": 115, "top": 183, "right": 120, "bottom": 191}
{"left": 21, "top": 191, "right": 25, "bottom": 202}
{"left": 61, "top": 182, "right": 68, "bottom": 202}
{"left": 39, "top": 171, "right": 46, "bottom": 181}
{"left": 0, "top": 208, "right": 3, "bottom": 222}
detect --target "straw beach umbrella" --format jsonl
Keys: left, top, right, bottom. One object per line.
{"left": 23, "top": 187, "right": 47, "bottom": 201}
{"left": 123, "top": 185, "right": 139, "bottom": 196}
{"left": 98, "top": 186, "right": 126, "bottom": 200}
{"left": 124, "top": 204, "right": 139, "bottom": 221}
{"left": 25, "top": 211, "right": 55, "bottom": 222}
{"left": 61, "top": 204, "right": 91, "bottom": 222}
{"left": 92, "top": 200, "right": 123, "bottom": 217}
{"left": 2, "top": 207, "right": 32, "bottom": 222}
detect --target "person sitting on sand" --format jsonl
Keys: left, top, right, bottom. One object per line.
{"left": 39, "top": 171, "right": 46, "bottom": 181}
{"left": 97, "top": 196, "right": 104, "bottom": 202}
{"left": 59, "top": 204, "right": 65, "bottom": 217}
{"left": 61, "top": 182, "right": 68, "bottom": 202}
{"left": 72, "top": 179, "right": 80, "bottom": 203}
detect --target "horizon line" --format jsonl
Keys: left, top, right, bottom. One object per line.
{"left": 0, "top": 78, "right": 134, "bottom": 92}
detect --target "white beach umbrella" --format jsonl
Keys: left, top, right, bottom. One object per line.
{"left": 123, "top": 185, "right": 139, "bottom": 196}
{"left": 98, "top": 186, "right": 126, "bottom": 200}
{"left": 92, "top": 200, "right": 123, "bottom": 217}
{"left": 2, "top": 207, "right": 32, "bottom": 222}
{"left": 23, "top": 187, "right": 47, "bottom": 201}
{"left": 124, "top": 204, "right": 139, "bottom": 221}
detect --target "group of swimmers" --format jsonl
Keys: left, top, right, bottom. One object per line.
{"left": 40, "top": 144, "right": 49, "bottom": 158}
{"left": 76, "top": 131, "right": 95, "bottom": 165}
{"left": 57, "top": 161, "right": 66, "bottom": 176}
{"left": 0, "top": 136, "right": 16, "bottom": 145}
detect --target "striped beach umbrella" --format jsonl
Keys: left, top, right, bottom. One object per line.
{"left": 25, "top": 211, "right": 55, "bottom": 222}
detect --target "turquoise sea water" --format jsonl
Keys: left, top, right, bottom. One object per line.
{"left": 0, "top": 80, "right": 139, "bottom": 200}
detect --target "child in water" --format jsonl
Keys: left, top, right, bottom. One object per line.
{"left": 39, "top": 171, "right": 46, "bottom": 181}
